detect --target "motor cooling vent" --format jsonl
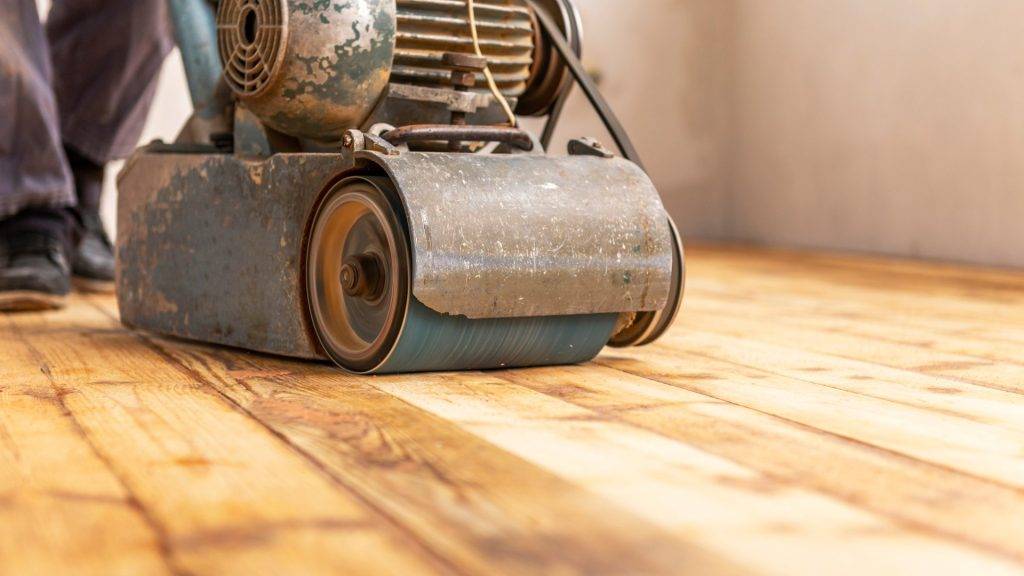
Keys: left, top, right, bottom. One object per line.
{"left": 216, "top": 0, "right": 287, "bottom": 97}
{"left": 393, "top": 0, "right": 535, "bottom": 98}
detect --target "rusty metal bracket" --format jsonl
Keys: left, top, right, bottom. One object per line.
{"left": 388, "top": 83, "right": 493, "bottom": 114}
{"left": 382, "top": 125, "right": 535, "bottom": 151}
{"left": 342, "top": 129, "right": 400, "bottom": 156}
{"left": 568, "top": 137, "right": 614, "bottom": 159}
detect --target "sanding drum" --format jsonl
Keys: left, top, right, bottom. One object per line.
{"left": 303, "top": 152, "right": 684, "bottom": 374}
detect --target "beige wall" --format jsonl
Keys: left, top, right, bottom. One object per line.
{"left": 547, "top": 0, "right": 734, "bottom": 239}
{"left": 730, "top": 0, "right": 1024, "bottom": 267}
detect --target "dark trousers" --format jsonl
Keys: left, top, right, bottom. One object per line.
{"left": 0, "top": 0, "right": 173, "bottom": 220}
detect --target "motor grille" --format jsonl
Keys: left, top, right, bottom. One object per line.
{"left": 394, "top": 0, "right": 536, "bottom": 97}
{"left": 217, "top": 0, "right": 287, "bottom": 97}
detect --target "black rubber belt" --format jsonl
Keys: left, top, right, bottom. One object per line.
{"left": 528, "top": 0, "right": 646, "bottom": 171}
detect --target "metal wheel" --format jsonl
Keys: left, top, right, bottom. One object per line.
{"left": 608, "top": 217, "right": 686, "bottom": 348}
{"left": 306, "top": 177, "right": 411, "bottom": 373}
{"left": 519, "top": 0, "right": 583, "bottom": 116}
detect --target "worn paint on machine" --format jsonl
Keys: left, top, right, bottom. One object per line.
{"left": 117, "top": 148, "right": 675, "bottom": 361}
{"left": 217, "top": 0, "right": 396, "bottom": 140}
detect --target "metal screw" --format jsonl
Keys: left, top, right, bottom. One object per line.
{"left": 442, "top": 53, "right": 487, "bottom": 150}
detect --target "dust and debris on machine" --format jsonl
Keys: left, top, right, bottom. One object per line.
{"left": 118, "top": 0, "right": 685, "bottom": 374}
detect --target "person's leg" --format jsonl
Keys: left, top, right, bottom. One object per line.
{"left": 0, "top": 0, "right": 75, "bottom": 310}
{"left": 47, "top": 0, "right": 174, "bottom": 292}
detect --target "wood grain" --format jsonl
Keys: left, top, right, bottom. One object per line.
{"left": 0, "top": 316, "right": 171, "bottom": 576}
{"left": 2, "top": 245, "right": 1023, "bottom": 575}
{"left": 6, "top": 304, "right": 445, "bottom": 576}
{"left": 84, "top": 296, "right": 739, "bottom": 576}
{"left": 498, "top": 363, "right": 1024, "bottom": 562}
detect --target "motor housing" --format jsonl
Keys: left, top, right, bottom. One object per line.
{"left": 216, "top": 0, "right": 578, "bottom": 140}
{"left": 216, "top": 0, "right": 396, "bottom": 141}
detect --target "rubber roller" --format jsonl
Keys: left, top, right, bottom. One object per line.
{"left": 306, "top": 176, "right": 620, "bottom": 374}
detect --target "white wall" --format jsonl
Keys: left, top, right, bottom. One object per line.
{"left": 548, "top": 0, "right": 734, "bottom": 239}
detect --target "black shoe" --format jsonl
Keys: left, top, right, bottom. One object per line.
{"left": 72, "top": 210, "right": 116, "bottom": 293}
{"left": 0, "top": 231, "right": 72, "bottom": 311}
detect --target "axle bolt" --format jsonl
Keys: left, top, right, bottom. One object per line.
{"left": 340, "top": 263, "right": 360, "bottom": 293}
{"left": 340, "top": 253, "right": 386, "bottom": 301}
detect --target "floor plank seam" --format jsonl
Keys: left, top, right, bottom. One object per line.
{"left": 594, "top": 355, "right": 1024, "bottom": 495}
{"left": 659, "top": 337, "right": 1010, "bottom": 426}
{"left": 81, "top": 296, "right": 467, "bottom": 574}
{"left": 505, "top": 363, "right": 1024, "bottom": 564}
{"left": 681, "top": 300, "right": 1024, "bottom": 391}
{"left": 684, "top": 286, "right": 1024, "bottom": 366}
{"left": 4, "top": 314, "right": 188, "bottom": 576}
{"left": 134, "top": 333, "right": 467, "bottom": 576}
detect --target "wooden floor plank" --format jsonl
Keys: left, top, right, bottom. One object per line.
{"left": 496, "top": 363, "right": 1024, "bottom": 563}
{"left": 667, "top": 325, "right": 1024, "bottom": 426}
{"left": 687, "top": 255, "right": 1024, "bottom": 347}
{"left": 0, "top": 316, "right": 172, "bottom": 576}
{"left": 85, "top": 296, "right": 739, "bottom": 576}
{"left": 682, "top": 289, "right": 1024, "bottom": 394}
{"left": 690, "top": 287, "right": 1024, "bottom": 365}
{"left": 692, "top": 278, "right": 1024, "bottom": 349}
{"left": 181, "top": 348, "right": 737, "bottom": 575}
{"left": 688, "top": 245, "right": 1024, "bottom": 294}
{"left": 602, "top": 344, "right": 1024, "bottom": 491}
{"left": 693, "top": 255, "right": 1024, "bottom": 325}
{"left": 684, "top": 264, "right": 1024, "bottom": 389}
{"left": 6, "top": 244, "right": 1024, "bottom": 575}
{"left": 8, "top": 302, "right": 446, "bottom": 576}
{"left": 367, "top": 369, "right": 1024, "bottom": 575}
{"left": 690, "top": 244, "right": 1024, "bottom": 294}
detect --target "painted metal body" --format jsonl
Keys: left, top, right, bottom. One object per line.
{"left": 117, "top": 149, "right": 342, "bottom": 359}
{"left": 167, "top": 0, "right": 222, "bottom": 116}
{"left": 117, "top": 148, "right": 673, "bottom": 365}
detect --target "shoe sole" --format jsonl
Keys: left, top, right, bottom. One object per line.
{"left": 0, "top": 291, "right": 68, "bottom": 312}
{"left": 73, "top": 276, "right": 116, "bottom": 294}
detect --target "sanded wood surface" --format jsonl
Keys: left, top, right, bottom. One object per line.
{"left": 3, "top": 245, "right": 1024, "bottom": 575}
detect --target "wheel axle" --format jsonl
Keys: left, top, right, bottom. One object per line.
{"left": 340, "top": 253, "right": 385, "bottom": 302}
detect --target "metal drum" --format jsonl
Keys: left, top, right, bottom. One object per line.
{"left": 306, "top": 176, "right": 618, "bottom": 374}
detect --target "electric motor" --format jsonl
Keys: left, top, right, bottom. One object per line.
{"left": 216, "top": 0, "right": 578, "bottom": 141}
{"left": 216, "top": 0, "right": 397, "bottom": 141}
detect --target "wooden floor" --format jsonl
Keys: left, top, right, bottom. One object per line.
{"left": 3, "top": 245, "right": 1024, "bottom": 575}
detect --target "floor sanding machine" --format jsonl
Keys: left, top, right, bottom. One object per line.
{"left": 117, "top": 0, "right": 685, "bottom": 374}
